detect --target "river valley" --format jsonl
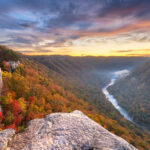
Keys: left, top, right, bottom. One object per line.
{"left": 102, "top": 70, "right": 134, "bottom": 122}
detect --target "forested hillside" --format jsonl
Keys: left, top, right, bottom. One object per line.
{"left": 0, "top": 46, "right": 150, "bottom": 149}
{"left": 31, "top": 56, "right": 147, "bottom": 87}
{"left": 0, "top": 45, "right": 20, "bottom": 71}
{"left": 31, "top": 56, "right": 147, "bottom": 118}
{"left": 0, "top": 45, "right": 19, "bottom": 62}
{"left": 30, "top": 55, "right": 150, "bottom": 149}
{"left": 109, "top": 60, "right": 150, "bottom": 131}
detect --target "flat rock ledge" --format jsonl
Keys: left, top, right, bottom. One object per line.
{"left": 0, "top": 110, "right": 137, "bottom": 150}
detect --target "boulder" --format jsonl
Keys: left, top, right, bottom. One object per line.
{"left": 1, "top": 111, "right": 137, "bottom": 150}
{"left": 0, "top": 129, "right": 15, "bottom": 150}
{"left": 6, "top": 61, "right": 20, "bottom": 72}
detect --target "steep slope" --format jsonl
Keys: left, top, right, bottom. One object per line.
{"left": 109, "top": 60, "right": 150, "bottom": 131}
{"left": 0, "top": 111, "right": 137, "bottom": 150}
{"left": 0, "top": 59, "right": 97, "bottom": 130}
{"left": 31, "top": 55, "right": 147, "bottom": 88}
{"left": 31, "top": 55, "right": 147, "bottom": 119}
{"left": 0, "top": 68, "right": 2, "bottom": 95}
{"left": 30, "top": 55, "right": 150, "bottom": 149}
{"left": 0, "top": 45, "right": 19, "bottom": 63}
{"left": 0, "top": 46, "right": 150, "bottom": 149}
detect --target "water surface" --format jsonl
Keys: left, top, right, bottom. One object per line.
{"left": 102, "top": 70, "right": 134, "bottom": 122}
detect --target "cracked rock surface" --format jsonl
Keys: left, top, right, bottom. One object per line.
{"left": 0, "top": 110, "right": 137, "bottom": 150}
{"left": 0, "top": 129, "right": 15, "bottom": 150}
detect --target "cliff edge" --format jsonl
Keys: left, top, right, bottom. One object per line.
{"left": 0, "top": 110, "right": 137, "bottom": 150}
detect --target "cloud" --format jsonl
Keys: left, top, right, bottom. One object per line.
{"left": 20, "top": 49, "right": 53, "bottom": 53}
{"left": 110, "top": 49, "right": 150, "bottom": 56}
{"left": 112, "top": 50, "right": 134, "bottom": 53}
{"left": 0, "top": 0, "right": 150, "bottom": 55}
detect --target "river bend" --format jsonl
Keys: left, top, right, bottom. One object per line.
{"left": 102, "top": 70, "right": 134, "bottom": 123}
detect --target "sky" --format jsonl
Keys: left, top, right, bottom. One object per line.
{"left": 0, "top": 0, "right": 150, "bottom": 56}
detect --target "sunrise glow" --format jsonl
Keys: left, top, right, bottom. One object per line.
{"left": 1, "top": 0, "right": 150, "bottom": 56}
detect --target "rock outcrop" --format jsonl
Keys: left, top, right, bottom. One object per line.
{"left": 6, "top": 61, "right": 20, "bottom": 72}
{"left": 0, "top": 111, "right": 137, "bottom": 150}
{"left": 0, "top": 62, "right": 20, "bottom": 113}
{"left": 0, "top": 129, "right": 15, "bottom": 150}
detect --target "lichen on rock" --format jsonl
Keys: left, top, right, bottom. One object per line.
{"left": 0, "top": 129, "right": 15, "bottom": 150}
{"left": 0, "top": 111, "right": 137, "bottom": 150}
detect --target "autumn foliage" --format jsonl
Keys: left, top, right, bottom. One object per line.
{"left": 0, "top": 58, "right": 149, "bottom": 149}
{"left": 1, "top": 61, "right": 9, "bottom": 71}
{"left": 0, "top": 61, "right": 96, "bottom": 132}
{"left": 0, "top": 112, "right": 3, "bottom": 122}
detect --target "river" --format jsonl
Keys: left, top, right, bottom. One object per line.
{"left": 102, "top": 69, "right": 134, "bottom": 123}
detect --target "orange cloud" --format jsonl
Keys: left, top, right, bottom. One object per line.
{"left": 55, "top": 19, "right": 150, "bottom": 40}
